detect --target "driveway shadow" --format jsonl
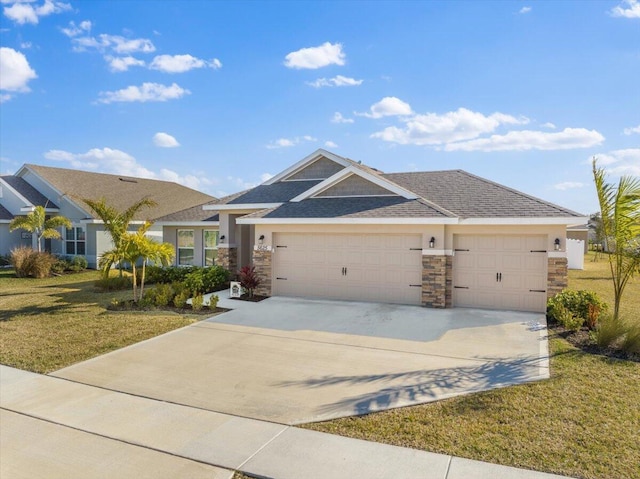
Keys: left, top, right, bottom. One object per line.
{"left": 276, "top": 355, "right": 547, "bottom": 420}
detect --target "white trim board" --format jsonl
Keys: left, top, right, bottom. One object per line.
{"left": 237, "top": 217, "right": 458, "bottom": 225}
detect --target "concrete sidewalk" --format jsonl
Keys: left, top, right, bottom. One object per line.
{"left": 1, "top": 366, "right": 571, "bottom": 479}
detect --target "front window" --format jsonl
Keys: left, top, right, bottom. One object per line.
{"left": 177, "top": 229, "right": 194, "bottom": 265}
{"left": 203, "top": 230, "right": 218, "bottom": 266}
{"left": 65, "top": 226, "right": 86, "bottom": 255}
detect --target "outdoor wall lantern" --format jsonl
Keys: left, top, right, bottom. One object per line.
{"left": 259, "top": 234, "right": 265, "bottom": 245}
{"left": 220, "top": 235, "right": 226, "bottom": 242}
{"left": 429, "top": 237, "right": 435, "bottom": 248}
{"left": 554, "top": 238, "right": 561, "bottom": 251}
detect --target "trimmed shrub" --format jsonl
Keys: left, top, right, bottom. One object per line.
{"left": 554, "top": 304, "right": 585, "bottom": 331}
{"left": 10, "top": 247, "right": 56, "bottom": 278}
{"left": 51, "top": 257, "right": 71, "bottom": 274}
{"left": 69, "top": 255, "right": 88, "bottom": 272}
{"left": 191, "top": 293, "right": 204, "bottom": 311}
{"left": 184, "top": 266, "right": 229, "bottom": 295}
{"left": 173, "top": 289, "right": 190, "bottom": 309}
{"left": 206, "top": 294, "right": 219, "bottom": 309}
{"left": 547, "top": 290, "right": 607, "bottom": 330}
{"left": 152, "top": 283, "right": 175, "bottom": 307}
{"left": 146, "top": 265, "right": 196, "bottom": 285}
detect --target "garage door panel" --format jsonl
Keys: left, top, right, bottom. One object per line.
{"left": 273, "top": 233, "right": 422, "bottom": 305}
{"left": 453, "top": 234, "right": 547, "bottom": 313}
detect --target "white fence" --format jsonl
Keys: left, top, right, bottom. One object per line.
{"left": 567, "top": 238, "right": 585, "bottom": 270}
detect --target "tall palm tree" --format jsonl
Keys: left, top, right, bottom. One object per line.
{"left": 592, "top": 158, "right": 640, "bottom": 320}
{"left": 9, "top": 205, "right": 72, "bottom": 252}
{"left": 81, "top": 197, "right": 157, "bottom": 278}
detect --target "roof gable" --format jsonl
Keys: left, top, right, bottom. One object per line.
{"left": 264, "top": 149, "right": 352, "bottom": 185}
{"left": 0, "top": 176, "right": 58, "bottom": 209}
{"left": 315, "top": 173, "right": 400, "bottom": 198}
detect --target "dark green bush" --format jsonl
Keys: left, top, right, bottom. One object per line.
{"left": 173, "top": 289, "right": 190, "bottom": 308}
{"left": 191, "top": 293, "right": 204, "bottom": 311}
{"left": 51, "top": 257, "right": 71, "bottom": 274}
{"left": 184, "top": 266, "right": 229, "bottom": 294}
{"left": 145, "top": 265, "right": 197, "bottom": 285}
{"left": 547, "top": 290, "right": 608, "bottom": 330}
{"left": 69, "top": 255, "right": 88, "bottom": 272}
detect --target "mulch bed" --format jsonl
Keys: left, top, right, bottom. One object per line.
{"left": 548, "top": 321, "right": 639, "bottom": 362}
{"left": 230, "top": 294, "right": 269, "bottom": 302}
{"left": 107, "top": 301, "right": 229, "bottom": 315}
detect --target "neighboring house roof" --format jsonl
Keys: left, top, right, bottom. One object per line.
{"left": 227, "top": 180, "right": 322, "bottom": 204}
{"left": 155, "top": 202, "right": 220, "bottom": 222}
{"left": 0, "top": 176, "right": 58, "bottom": 209}
{"left": 241, "top": 197, "right": 453, "bottom": 219}
{"left": 0, "top": 204, "right": 14, "bottom": 221}
{"left": 21, "top": 164, "right": 216, "bottom": 221}
{"left": 384, "top": 170, "right": 583, "bottom": 218}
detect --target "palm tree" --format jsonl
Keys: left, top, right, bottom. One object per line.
{"left": 592, "top": 158, "right": 640, "bottom": 320}
{"left": 9, "top": 206, "right": 72, "bottom": 252}
{"left": 114, "top": 221, "right": 174, "bottom": 302}
{"left": 81, "top": 197, "right": 157, "bottom": 278}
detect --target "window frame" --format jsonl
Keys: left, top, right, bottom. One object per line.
{"left": 177, "top": 229, "right": 195, "bottom": 266}
{"left": 203, "top": 230, "right": 219, "bottom": 266}
{"left": 65, "top": 225, "right": 86, "bottom": 256}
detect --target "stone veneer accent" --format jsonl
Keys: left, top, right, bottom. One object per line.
{"left": 547, "top": 256, "right": 568, "bottom": 299}
{"left": 217, "top": 247, "right": 237, "bottom": 275}
{"left": 422, "top": 255, "right": 452, "bottom": 308}
{"left": 252, "top": 248, "right": 272, "bottom": 297}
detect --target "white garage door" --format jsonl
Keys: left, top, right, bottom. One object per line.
{"left": 272, "top": 233, "right": 423, "bottom": 305}
{"left": 453, "top": 235, "right": 548, "bottom": 313}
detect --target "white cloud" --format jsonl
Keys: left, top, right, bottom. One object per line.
{"left": 260, "top": 173, "right": 274, "bottom": 183}
{"left": 153, "top": 132, "right": 180, "bottom": 148}
{"left": 20, "top": 41, "right": 32, "bottom": 49}
{"left": 0, "top": 47, "right": 37, "bottom": 101}
{"left": 623, "top": 124, "right": 640, "bottom": 135}
{"left": 331, "top": 112, "right": 354, "bottom": 124}
{"left": 266, "top": 135, "right": 317, "bottom": 149}
{"left": 592, "top": 148, "right": 640, "bottom": 176}
{"left": 358, "top": 97, "right": 413, "bottom": 119}
{"left": 519, "top": 6, "right": 531, "bottom": 14}
{"left": 149, "top": 54, "right": 222, "bottom": 73}
{"left": 3, "top": 0, "right": 71, "bottom": 25}
{"left": 610, "top": 0, "right": 640, "bottom": 18}
{"left": 554, "top": 181, "right": 584, "bottom": 191}
{"left": 97, "top": 82, "right": 190, "bottom": 104}
{"left": 541, "top": 122, "right": 556, "bottom": 129}
{"left": 43, "top": 147, "right": 213, "bottom": 191}
{"left": 71, "top": 33, "right": 155, "bottom": 54}
{"left": 307, "top": 75, "right": 363, "bottom": 88}
{"left": 284, "top": 42, "right": 346, "bottom": 69}
{"left": 324, "top": 140, "right": 338, "bottom": 148}
{"left": 444, "top": 128, "right": 604, "bottom": 152}
{"left": 106, "top": 55, "right": 145, "bottom": 72}
{"left": 61, "top": 20, "right": 92, "bottom": 37}
{"left": 371, "top": 107, "right": 527, "bottom": 145}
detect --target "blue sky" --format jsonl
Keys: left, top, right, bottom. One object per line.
{"left": 1, "top": 0, "right": 638, "bottom": 215}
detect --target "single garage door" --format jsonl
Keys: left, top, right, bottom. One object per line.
{"left": 272, "top": 233, "right": 423, "bottom": 305}
{"left": 453, "top": 235, "right": 548, "bottom": 312}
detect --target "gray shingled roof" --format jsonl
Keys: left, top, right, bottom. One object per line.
{"left": 384, "top": 170, "right": 583, "bottom": 218}
{"left": 228, "top": 180, "right": 322, "bottom": 204}
{"left": 155, "top": 202, "right": 220, "bottom": 222}
{"left": 1, "top": 176, "right": 59, "bottom": 209}
{"left": 0, "top": 204, "right": 14, "bottom": 221}
{"left": 24, "top": 164, "right": 216, "bottom": 221}
{"left": 241, "top": 197, "right": 453, "bottom": 219}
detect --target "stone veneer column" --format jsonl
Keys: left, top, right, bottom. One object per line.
{"left": 547, "top": 256, "right": 568, "bottom": 299}
{"left": 252, "top": 248, "right": 272, "bottom": 297}
{"left": 422, "top": 255, "right": 452, "bottom": 308}
{"left": 217, "top": 247, "right": 238, "bottom": 275}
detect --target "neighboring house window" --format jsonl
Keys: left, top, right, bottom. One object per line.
{"left": 177, "top": 229, "right": 195, "bottom": 265}
{"left": 65, "top": 226, "right": 86, "bottom": 255}
{"left": 203, "top": 230, "right": 218, "bottom": 266}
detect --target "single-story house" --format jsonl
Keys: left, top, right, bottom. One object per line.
{"left": 0, "top": 164, "right": 216, "bottom": 268}
{"left": 163, "top": 149, "right": 584, "bottom": 313}
{"left": 2, "top": 150, "right": 586, "bottom": 313}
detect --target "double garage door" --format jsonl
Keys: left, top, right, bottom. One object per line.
{"left": 453, "top": 235, "right": 548, "bottom": 313}
{"left": 272, "top": 233, "right": 423, "bottom": 305}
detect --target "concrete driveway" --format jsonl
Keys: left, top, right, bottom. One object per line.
{"left": 52, "top": 297, "right": 549, "bottom": 425}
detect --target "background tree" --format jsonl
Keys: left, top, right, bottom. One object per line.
{"left": 81, "top": 197, "right": 157, "bottom": 278}
{"left": 9, "top": 205, "right": 72, "bottom": 252}
{"left": 592, "top": 158, "right": 640, "bottom": 320}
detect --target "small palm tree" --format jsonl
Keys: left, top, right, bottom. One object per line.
{"left": 81, "top": 197, "right": 157, "bottom": 278}
{"left": 592, "top": 158, "right": 640, "bottom": 320}
{"left": 9, "top": 205, "right": 72, "bottom": 252}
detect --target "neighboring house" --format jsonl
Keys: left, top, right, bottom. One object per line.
{"left": 181, "top": 148, "right": 585, "bottom": 313}
{"left": 0, "top": 164, "right": 216, "bottom": 268}
{"left": 567, "top": 224, "right": 590, "bottom": 254}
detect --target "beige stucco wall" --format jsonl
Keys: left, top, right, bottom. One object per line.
{"left": 162, "top": 226, "right": 219, "bottom": 267}
{"left": 444, "top": 224, "right": 568, "bottom": 253}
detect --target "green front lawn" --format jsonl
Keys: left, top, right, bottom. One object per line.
{"left": 0, "top": 269, "right": 200, "bottom": 373}
{"left": 305, "top": 253, "right": 640, "bottom": 479}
